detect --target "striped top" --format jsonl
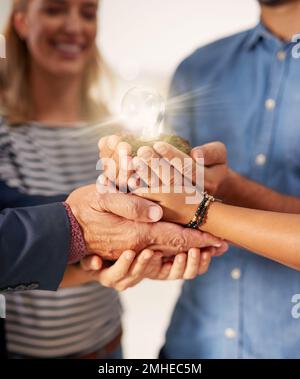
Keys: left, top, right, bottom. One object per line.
{"left": 0, "top": 118, "right": 122, "bottom": 358}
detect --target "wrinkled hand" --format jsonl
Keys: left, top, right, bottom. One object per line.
{"left": 66, "top": 184, "right": 224, "bottom": 260}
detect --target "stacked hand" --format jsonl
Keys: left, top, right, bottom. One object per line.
{"left": 62, "top": 179, "right": 226, "bottom": 290}
{"left": 60, "top": 246, "right": 216, "bottom": 290}
{"left": 98, "top": 135, "right": 229, "bottom": 226}
{"left": 67, "top": 134, "right": 228, "bottom": 291}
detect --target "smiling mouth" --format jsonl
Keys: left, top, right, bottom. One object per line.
{"left": 52, "top": 42, "right": 87, "bottom": 58}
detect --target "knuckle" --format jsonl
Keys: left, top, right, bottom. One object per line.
{"left": 169, "top": 233, "right": 187, "bottom": 252}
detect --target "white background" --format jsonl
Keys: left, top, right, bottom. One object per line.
{"left": 0, "top": 0, "right": 259, "bottom": 358}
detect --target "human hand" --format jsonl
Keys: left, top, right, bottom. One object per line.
{"left": 98, "top": 135, "right": 229, "bottom": 196}
{"left": 145, "top": 140, "right": 228, "bottom": 196}
{"left": 66, "top": 184, "right": 225, "bottom": 260}
{"left": 60, "top": 246, "right": 221, "bottom": 290}
{"left": 190, "top": 142, "right": 229, "bottom": 196}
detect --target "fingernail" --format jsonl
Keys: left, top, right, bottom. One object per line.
{"left": 202, "top": 253, "right": 209, "bottom": 262}
{"left": 213, "top": 243, "right": 222, "bottom": 248}
{"left": 148, "top": 206, "right": 162, "bottom": 221}
{"left": 154, "top": 142, "right": 168, "bottom": 154}
{"left": 126, "top": 251, "right": 134, "bottom": 260}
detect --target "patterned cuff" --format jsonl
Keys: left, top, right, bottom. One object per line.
{"left": 63, "top": 202, "right": 87, "bottom": 264}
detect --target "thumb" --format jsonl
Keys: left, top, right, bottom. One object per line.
{"left": 191, "top": 142, "right": 227, "bottom": 166}
{"left": 97, "top": 192, "right": 163, "bottom": 222}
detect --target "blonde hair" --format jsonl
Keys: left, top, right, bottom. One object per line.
{"left": 0, "top": 0, "right": 111, "bottom": 124}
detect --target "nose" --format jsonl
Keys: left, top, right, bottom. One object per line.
{"left": 63, "top": 8, "right": 83, "bottom": 35}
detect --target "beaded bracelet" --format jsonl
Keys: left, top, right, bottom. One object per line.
{"left": 185, "top": 192, "right": 216, "bottom": 229}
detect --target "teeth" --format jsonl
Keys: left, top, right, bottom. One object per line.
{"left": 55, "top": 44, "right": 82, "bottom": 54}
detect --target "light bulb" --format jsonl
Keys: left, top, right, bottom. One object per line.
{"left": 121, "top": 87, "right": 165, "bottom": 140}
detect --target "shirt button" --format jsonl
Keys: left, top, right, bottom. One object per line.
{"left": 265, "top": 98, "right": 276, "bottom": 110}
{"left": 231, "top": 268, "right": 241, "bottom": 280}
{"left": 255, "top": 154, "right": 267, "bottom": 166}
{"left": 277, "top": 50, "right": 286, "bottom": 61}
{"left": 225, "top": 328, "right": 236, "bottom": 339}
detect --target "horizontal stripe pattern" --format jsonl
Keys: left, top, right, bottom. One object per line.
{"left": 0, "top": 119, "right": 122, "bottom": 357}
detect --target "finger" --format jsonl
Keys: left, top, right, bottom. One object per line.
{"left": 157, "top": 262, "right": 173, "bottom": 280}
{"left": 198, "top": 251, "right": 212, "bottom": 275}
{"left": 98, "top": 250, "right": 136, "bottom": 286}
{"left": 96, "top": 174, "right": 118, "bottom": 194}
{"left": 99, "top": 136, "right": 123, "bottom": 182}
{"left": 99, "top": 135, "right": 122, "bottom": 159}
{"left": 98, "top": 136, "right": 110, "bottom": 159}
{"left": 132, "top": 156, "right": 161, "bottom": 188}
{"left": 206, "top": 241, "right": 228, "bottom": 256}
{"left": 130, "top": 249, "right": 154, "bottom": 277}
{"left": 97, "top": 191, "right": 163, "bottom": 222}
{"left": 140, "top": 220, "right": 225, "bottom": 254}
{"left": 137, "top": 146, "right": 171, "bottom": 186}
{"left": 153, "top": 142, "right": 199, "bottom": 186}
{"left": 128, "top": 174, "right": 142, "bottom": 192}
{"left": 117, "top": 142, "right": 134, "bottom": 191}
{"left": 191, "top": 142, "right": 227, "bottom": 166}
{"left": 100, "top": 155, "right": 119, "bottom": 183}
{"left": 80, "top": 255, "right": 103, "bottom": 271}
{"left": 110, "top": 141, "right": 129, "bottom": 187}
{"left": 114, "top": 250, "right": 157, "bottom": 290}
{"left": 167, "top": 253, "right": 187, "bottom": 280}
{"left": 143, "top": 252, "right": 163, "bottom": 278}
{"left": 183, "top": 248, "right": 201, "bottom": 280}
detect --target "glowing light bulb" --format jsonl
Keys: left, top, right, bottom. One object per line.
{"left": 121, "top": 87, "right": 165, "bottom": 140}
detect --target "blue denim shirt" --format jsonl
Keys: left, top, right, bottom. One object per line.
{"left": 163, "top": 23, "right": 300, "bottom": 359}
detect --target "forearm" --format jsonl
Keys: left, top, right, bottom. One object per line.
{"left": 200, "top": 202, "right": 300, "bottom": 270}
{"left": 217, "top": 170, "right": 300, "bottom": 213}
{"left": 0, "top": 204, "right": 70, "bottom": 291}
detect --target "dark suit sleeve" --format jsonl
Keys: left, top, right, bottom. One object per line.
{"left": 0, "top": 203, "right": 70, "bottom": 292}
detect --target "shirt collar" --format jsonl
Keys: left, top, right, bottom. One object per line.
{"left": 245, "top": 22, "right": 286, "bottom": 51}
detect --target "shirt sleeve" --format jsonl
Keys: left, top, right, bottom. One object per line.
{"left": 0, "top": 203, "right": 70, "bottom": 292}
{"left": 63, "top": 202, "right": 87, "bottom": 264}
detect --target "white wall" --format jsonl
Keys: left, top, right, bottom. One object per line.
{"left": 0, "top": 0, "right": 260, "bottom": 359}
{"left": 100, "top": 0, "right": 259, "bottom": 80}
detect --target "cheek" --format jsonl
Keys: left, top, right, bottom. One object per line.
{"left": 85, "top": 24, "right": 98, "bottom": 49}
{"left": 26, "top": 22, "right": 57, "bottom": 57}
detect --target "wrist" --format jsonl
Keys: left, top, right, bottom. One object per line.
{"left": 185, "top": 192, "right": 216, "bottom": 229}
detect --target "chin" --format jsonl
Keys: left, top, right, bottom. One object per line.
{"left": 46, "top": 60, "right": 86, "bottom": 77}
